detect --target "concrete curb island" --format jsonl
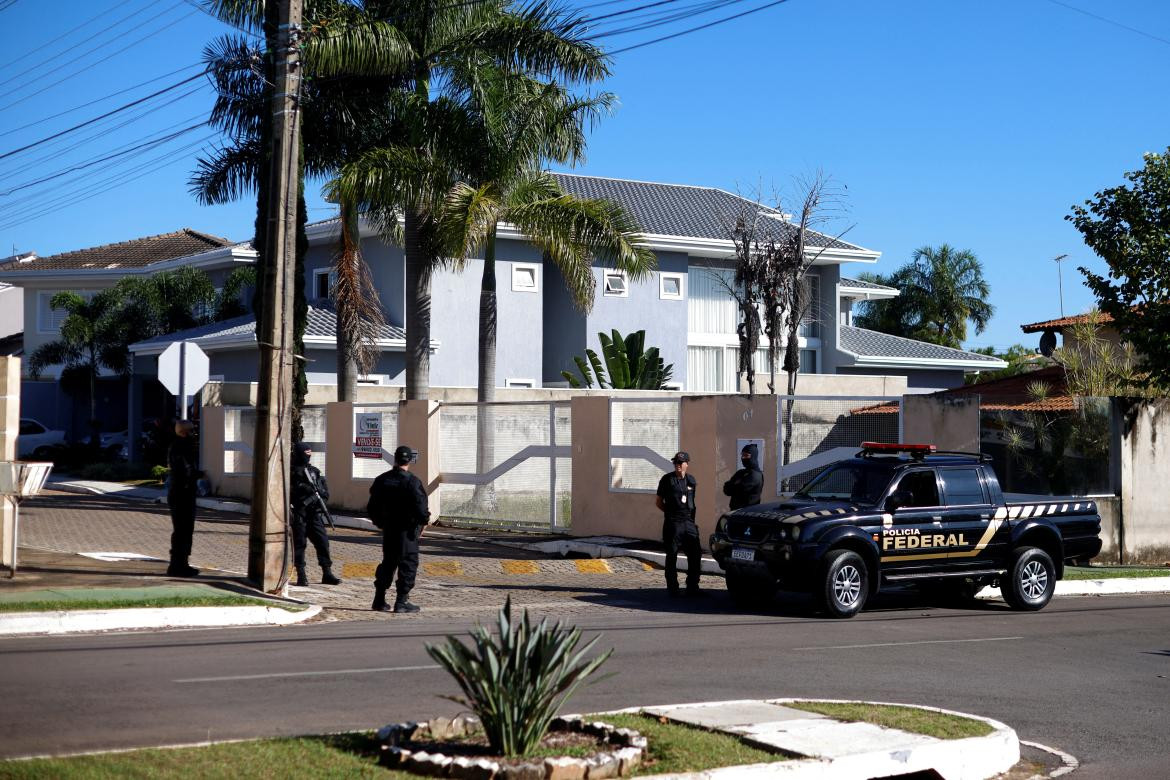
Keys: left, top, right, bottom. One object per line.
{"left": 0, "top": 603, "right": 322, "bottom": 637}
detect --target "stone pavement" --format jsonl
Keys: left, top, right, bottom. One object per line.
{"left": 10, "top": 490, "right": 721, "bottom": 623}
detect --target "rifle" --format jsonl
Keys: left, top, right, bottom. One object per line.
{"left": 302, "top": 469, "right": 335, "bottom": 530}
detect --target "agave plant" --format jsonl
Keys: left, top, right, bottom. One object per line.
{"left": 425, "top": 598, "right": 612, "bottom": 757}
{"left": 562, "top": 328, "right": 674, "bottom": 389}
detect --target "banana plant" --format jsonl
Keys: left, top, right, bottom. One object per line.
{"left": 562, "top": 328, "right": 674, "bottom": 389}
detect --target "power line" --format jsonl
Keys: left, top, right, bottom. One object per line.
{"left": 607, "top": 0, "right": 792, "bottom": 53}
{"left": 0, "top": 70, "right": 209, "bottom": 162}
{"left": 1040, "top": 0, "right": 1170, "bottom": 48}
{"left": 0, "top": 6, "right": 198, "bottom": 113}
{"left": 1, "top": 0, "right": 140, "bottom": 68}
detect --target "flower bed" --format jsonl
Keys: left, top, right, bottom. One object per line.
{"left": 377, "top": 714, "right": 647, "bottom": 779}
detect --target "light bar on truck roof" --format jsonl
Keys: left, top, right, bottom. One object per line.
{"left": 860, "top": 442, "right": 937, "bottom": 454}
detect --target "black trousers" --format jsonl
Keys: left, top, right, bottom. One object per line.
{"left": 663, "top": 519, "right": 702, "bottom": 592}
{"left": 375, "top": 527, "right": 419, "bottom": 597}
{"left": 168, "top": 491, "right": 196, "bottom": 565}
{"left": 292, "top": 512, "right": 333, "bottom": 570}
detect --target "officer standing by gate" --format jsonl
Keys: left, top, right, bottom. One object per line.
{"left": 289, "top": 442, "right": 341, "bottom": 587}
{"left": 368, "top": 445, "right": 430, "bottom": 613}
{"left": 656, "top": 451, "right": 703, "bottom": 597}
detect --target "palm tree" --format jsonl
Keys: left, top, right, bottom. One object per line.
{"left": 439, "top": 78, "right": 655, "bottom": 405}
{"left": 28, "top": 290, "right": 125, "bottom": 445}
{"left": 332, "top": 0, "right": 609, "bottom": 399}
{"left": 854, "top": 245, "right": 993, "bottom": 348}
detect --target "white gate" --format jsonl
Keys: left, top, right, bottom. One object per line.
{"left": 775, "top": 395, "right": 902, "bottom": 492}
{"left": 608, "top": 397, "right": 680, "bottom": 493}
{"left": 438, "top": 401, "right": 571, "bottom": 531}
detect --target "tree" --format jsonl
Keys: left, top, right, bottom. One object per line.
{"left": 332, "top": 0, "right": 608, "bottom": 399}
{"left": 1069, "top": 148, "right": 1170, "bottom": 392}
{"left": 965, "top": 344, "right": 1045, "bottom": 385}
{"left": 854, "top": 245, "right": 993, "bottom": 349}
{"left": 561, "top": 329, "right": 673, "bottom": 389}
{"left": 27, "top": 290, "right": 125, "bottom": 444}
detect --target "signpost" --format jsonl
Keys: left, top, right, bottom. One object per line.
{"left": 158, "top": 341, "right": 210, "bottom": 420}
{"left": 353, "top": 412, "right": 383, "bottom": 459}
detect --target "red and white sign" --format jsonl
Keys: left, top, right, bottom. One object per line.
{"left": 353, "top": 413, "right": 383, "bottom": 459}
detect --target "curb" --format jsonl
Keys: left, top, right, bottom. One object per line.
{"left": 0, "top": 603, "right": 322, "bottom": 637}
{"left": 591, "top": 699, "right": 1018, "bottom": 780}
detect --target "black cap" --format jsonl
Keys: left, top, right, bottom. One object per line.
{"left": 293, "top": 441, "right": 312, "bottom": 455}
{"left": 394, "top": 445, "right": 417, "bottom": 465}
{"left": 671, "top": 451, "right": 690, "bottom": 464}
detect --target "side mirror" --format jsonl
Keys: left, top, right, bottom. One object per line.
{"left": 885, "top": 489, "right": 913, "bottom": 513}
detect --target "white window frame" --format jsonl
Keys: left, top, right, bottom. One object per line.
{"left": 312, "top": 268, "right": 337, "bottom": 300}
{"left": 603, "top": 270, "right": 629, "bottom": 297}
{"left": 659, "top": 272, "right": 684, "bottom": 300}
{"left": 504, "top": 378, "right": 535, "bottom": 388}
{"left": 37, "top": 290, "right": 94, "bottom": 334}
{"left": 511, "top": 262, "right": 540, "bottom": 293}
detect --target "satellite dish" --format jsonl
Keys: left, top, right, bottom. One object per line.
{"left": 1039, "top": 330, "right": 1057, "bottom": 357}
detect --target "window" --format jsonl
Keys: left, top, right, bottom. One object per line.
{"left": 660, "top": 272, "right": 684, "bottom": 300}
{"left": 798, "top": 275, "right": 821, "bottom": 338}
{"left": 19, "top": 419, "right": 44, "bottom": 435}
{"left": 688, "top": 267, "right": 737, "bottom": 334}
{"left": 505, "top": 378, "right": 534, "bottom": 388}
{"left": 799, "top": 349, "right": 818, "bottom": 374}
{"left": 37, "top": 290, "right": 93, "bottom": 333}
{"left": 687, "top": 346, "right": 724, "bottom": 391}
{"left": 941, "top": 468, "right": 987, "bottom": 505}
{"left": 603, "top": 271, "right": 628, "bottom": 297}
{"left": 893, "top": 470, "right": 940, "bottom": 508}
{"left": 511, "top": 263, "right": 539, "bottom": 292}
{"left": 313, "top": 269, "right": 337, "bottom": 300}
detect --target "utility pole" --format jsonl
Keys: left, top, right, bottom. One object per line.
{"left": 1053, "top": 254, "right": 1068, "bottom": 317}
{"left": 248, "top": 0, "right": 302, "bottom": 593}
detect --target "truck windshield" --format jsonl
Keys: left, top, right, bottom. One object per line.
{"left": 793, "top": 461, "right": 897, "bottom": 504}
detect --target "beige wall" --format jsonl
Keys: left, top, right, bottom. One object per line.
{"left": 736, "top": 373, "right": 909, "bottom": 396}
{"left": 902, "top": 394, "right": 980, "bottom": 452}
{"left": 1116, "top": 399, "right": 1170, "bottom": 564}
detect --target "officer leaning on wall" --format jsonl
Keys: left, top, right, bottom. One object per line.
{"left": 723, "top": 443, "right": 763, "bottom": 510}
{"left": 655, "top": 451, "right": 704, "bottom": 598}
{"left": 367, "top": 445, "right": 430, "bottom": 613}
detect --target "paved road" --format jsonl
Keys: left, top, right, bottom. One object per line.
{"left": 2, "top": 591, "right": 1168, "bottom": 778}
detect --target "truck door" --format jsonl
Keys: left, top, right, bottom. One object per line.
{"left": 937, "top": 466, "right": 1001, "bottom": 568}
{"left": 880, "top": 468, "right": 949, "bottom": 573}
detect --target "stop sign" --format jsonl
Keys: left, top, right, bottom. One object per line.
{"left": 158, "top": 341, "right": 210, "bottom": 398}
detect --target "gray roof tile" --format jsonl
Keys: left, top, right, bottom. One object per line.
{"left": 839, "top": 326, "right": 1005, "bottom": 365}
{"left": 551, "top": 173, "right": 869, "bottom": 251}
{"left": 839, "top": 276, "right": 897, "bottom": 291}
{"left": 130, "top": 305, "right": 405, "bottom": 350}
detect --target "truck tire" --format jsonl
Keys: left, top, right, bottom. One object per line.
{"left": 819, "top": 549, "right": 868, "bottom": 618}
{"left": 726, "top": 569, "right": 774, "bottom": 607}
{"left": 1002, "top": 547, "right": 1056, "bottom": 611}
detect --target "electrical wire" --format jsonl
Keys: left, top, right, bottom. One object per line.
{"left": 607, "top": 0, "right": 792, "bottom": 53}
{"left": 1, "top": 0, "right": 140, "bottom": 69}
{"left": 1039, "top": 0, "right": 1170, "bottom": 48}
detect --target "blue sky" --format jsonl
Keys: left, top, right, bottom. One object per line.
{"left": 2, "top": 0, "right": 1167, "bottom": 351}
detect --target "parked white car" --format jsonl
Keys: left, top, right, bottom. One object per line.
{"left": 18, "top": 418, "right": 65, "bottom": 459}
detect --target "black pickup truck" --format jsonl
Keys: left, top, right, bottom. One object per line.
{"left": 709, "top": 442, "right": 1102, "bottom": 618}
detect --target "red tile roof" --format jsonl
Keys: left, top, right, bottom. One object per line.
{"left": 938, "top": 366, "right": 1075, "bottom": 412}
{"left": 0, "top": 229, "right": 235, "bottom": 272}
{"left": 1021, "top": 312, "right": 1114, "bottom": 333}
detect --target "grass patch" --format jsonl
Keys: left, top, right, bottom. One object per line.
{"left": 0, "top": 716, "right": 784, "bottom": 778}
{"left": 785, "top": 701, "right": 992, "bottom": 740}
{"left": 1064, "top": 566, "right": 1170, "bottom": 580}
{"left": 0, "top": 595, "right": 304, "bottom": 614}
{"left": 594, "top": 713, "right": 781, "bottom": 775}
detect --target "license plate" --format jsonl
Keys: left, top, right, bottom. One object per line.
{"left": 731, "top": 547, "right": 755, "bottom": 562}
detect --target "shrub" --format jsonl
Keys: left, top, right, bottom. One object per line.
{"left": 77, "top": 461, "right": 157, "bottom": 482}
{"left": 425, "top": 597, "right": 612, "bottom": 757}
{"left": 151, "top": 465, "right": 170, "bottom": 481}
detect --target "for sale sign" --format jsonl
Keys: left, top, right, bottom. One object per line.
{"left": 353, "top": 412, "right": 383, "bottom": 459}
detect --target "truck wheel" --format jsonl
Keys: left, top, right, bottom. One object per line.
{"left": 726, "top": 569, "right": 773, "bottom": 607}
{"left": 819, "top": 549, "right": 868, "bottom": 618}
{"left": 1002, "top": 547, "right": 1056, "bottom": 611}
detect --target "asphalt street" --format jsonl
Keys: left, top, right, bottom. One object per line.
{"left": 1, "top": 590, "right": 1167, "bottom": 778}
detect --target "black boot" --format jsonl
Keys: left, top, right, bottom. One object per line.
{"left": 167, "top": 561, "right": 199, "bottom": 578}
{"left": 393, "top": 593, "right": 421, "bottom": 613}
{"left": 321, "top": 567, "right": 341, "bottom": 586}
{"left": 295, "top": 566, "right": 309, "bottom": 587}
{"left": 372, "top": 588, "right": 391, "bottom": 612}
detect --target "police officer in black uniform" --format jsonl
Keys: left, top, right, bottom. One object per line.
{"left": 289, "top": 442, "right": 341, "bottom": 587}
{"left": 367, "top": 445, "right": 430, "bottom": 613}
{"left": 655, "top": 451, "right": 703, "bottom": 597}
{"left": 723, "top": 443, "right": 763, "bottom": 510}
{"left": 167, "top": 420, "right": 200, "bottom": 577}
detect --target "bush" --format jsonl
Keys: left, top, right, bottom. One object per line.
{"left": 77, "top": 461, "right": 157, "bottom": 482}
{"left": 151, "top": 465, "right": 170, "bottom": 481}
{"left": 425, "top": 597, "right": 612, "bottom": 756}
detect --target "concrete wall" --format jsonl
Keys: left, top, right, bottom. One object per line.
{"left": 1116, "top": 398, "right": 1170, "bottom": 564}
{"left": 0, "top": 286, "right": 22, "bottom": 340}
{"left": 902, "top": 394, "right": 980, "bottom": 451}
{"left": 838, "top": 366, "right": 966, "bottom": 392}
{"left": 0, "top": 357, "right": 18, "bottom": 573}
